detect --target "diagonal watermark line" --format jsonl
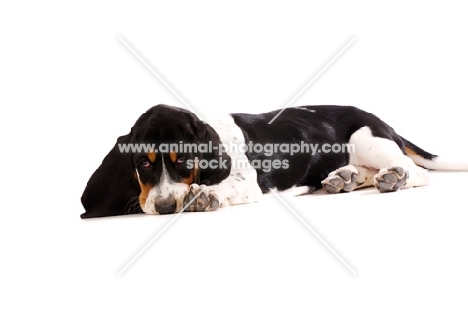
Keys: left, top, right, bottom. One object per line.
{"left": 269, "top": 189, "right": 357, "bottom": 275}
{"left": 118, "top": 36, "right": 204, "bottom": 122}
{"left": 268, "top": 37, "right": 356, "bottom": 124}
{"left": 118, "top": 188, "right": 206, "bottom": 276}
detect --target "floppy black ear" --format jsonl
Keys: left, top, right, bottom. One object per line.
{"left": 80, "top": 133, "right": 141, "bottom": 219}
{"left": 195, "top": 121, "right": 232, "bottom": 186}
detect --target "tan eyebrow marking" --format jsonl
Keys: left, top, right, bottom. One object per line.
{"left": 147, "top": 151, "right": 157, "bottom": 163}
{"left": 170, "top": 151, "right": 177, "bottom": 164}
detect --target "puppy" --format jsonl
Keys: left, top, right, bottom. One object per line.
{"left": 81, "top": 104, "right": 467, "bottom": 218}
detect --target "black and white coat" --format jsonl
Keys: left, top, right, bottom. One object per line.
{"left": 81, "top": 104, "right": 467, "bottom": 218}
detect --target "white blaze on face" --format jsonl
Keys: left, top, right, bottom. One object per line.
{"left": 137, "top": 156, "right": 190, "bottom": 215}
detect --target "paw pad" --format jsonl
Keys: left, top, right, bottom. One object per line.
{"left": 373, "top": 166, "right": 408, "bottom": 193}
{"left": 322, "top": 167, "right": 358, "bottom": 194}
{"left": 183, "top": 184, "right": 220, "bottom": 212}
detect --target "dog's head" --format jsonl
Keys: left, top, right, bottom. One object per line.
{"left": 80, "top": 105, "right": 231, "bottom": 218}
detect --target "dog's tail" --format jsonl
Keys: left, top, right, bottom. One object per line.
{"left": 400, "top": 136, "right": 468, "bottom": 171}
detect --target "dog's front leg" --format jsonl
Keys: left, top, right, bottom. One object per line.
{"left": 182, "top": 168, "right": 263, "bottom": 212}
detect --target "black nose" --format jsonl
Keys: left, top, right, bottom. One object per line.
{"left": 155, "top": 202, "right": 177, "bottom": 215}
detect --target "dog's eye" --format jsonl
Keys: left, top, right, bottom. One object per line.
{"left": 176, "top": 157, "right": 185, "bottom": 165}
{"left": 140, "top": 160, "right": 152, "bottom": 169}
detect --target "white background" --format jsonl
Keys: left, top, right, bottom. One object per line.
{"left": 1, "top": 1, "right": 468, "bottom": 310}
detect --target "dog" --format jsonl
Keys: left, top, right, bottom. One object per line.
{"left": 80, "top": 104, "right": 467, "bottom": 218}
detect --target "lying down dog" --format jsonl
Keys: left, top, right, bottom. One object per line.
{"left": 80, "top": 104, "right": 467, "bottom": 218}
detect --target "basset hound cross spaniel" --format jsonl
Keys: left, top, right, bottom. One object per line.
{"left": 81, "top": 104, "right": 467, "bottom": 218}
